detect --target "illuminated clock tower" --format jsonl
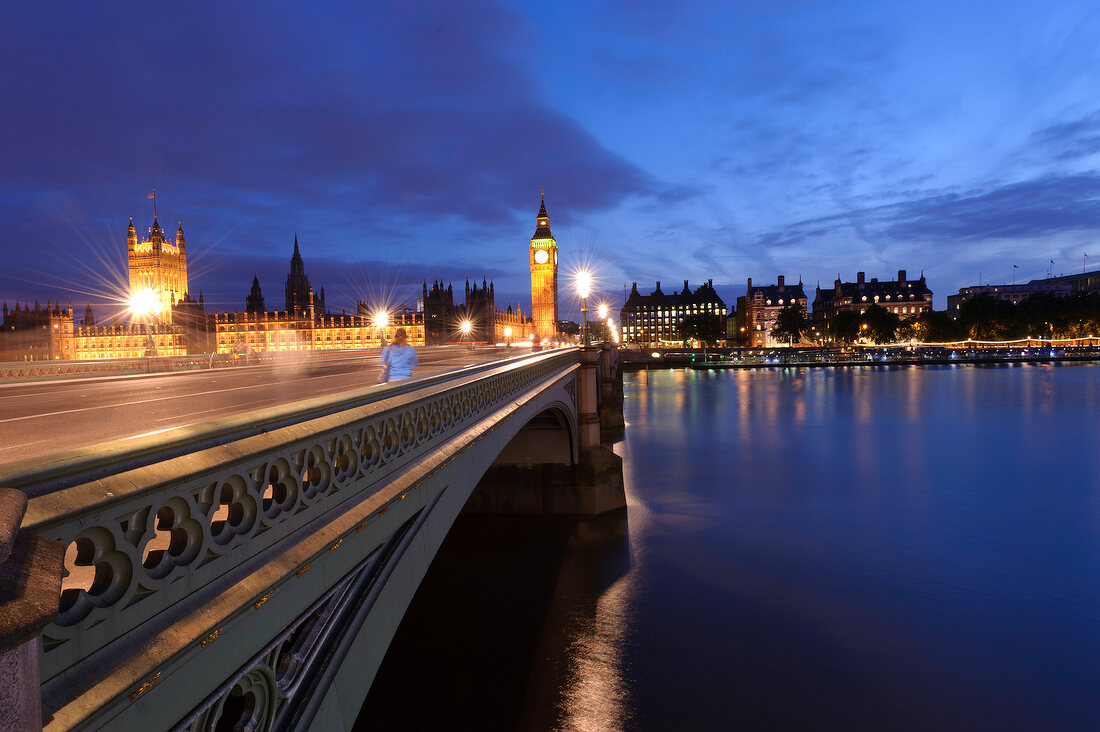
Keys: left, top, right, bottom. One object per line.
{"left": 530, "top": 194, "right": 558, "bottom": 341}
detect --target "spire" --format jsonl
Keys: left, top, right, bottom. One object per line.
{"left": 531, "top": 193, "right": 553, "bottom": 241}
{"left": 293, "top": 233, "right": 300, "bottom": 256}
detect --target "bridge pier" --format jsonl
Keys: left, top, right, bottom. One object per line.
{"left": 465, "top": 345, "right": 626, "bottom": 516}
{"left": 577, "top": 347, "right": 602, "bottom": 453}
{"left": 597, "top": 345, "right": 625, "bottom": 439}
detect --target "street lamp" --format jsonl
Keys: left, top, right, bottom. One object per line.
{"left": 460, "top": 319, "right": 472, "bottom": 349}
{"left": 577, "top": 271, "right": 591, "bottom": 347}
{"left": 504, "top": 326, "right": 512, "bottom": 346}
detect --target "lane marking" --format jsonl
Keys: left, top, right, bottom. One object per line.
{"left": 0, "top": 439, "right": 49, "bottom": 453}
{"left": 125, "top": 425, "right": 194, "bottom": 440}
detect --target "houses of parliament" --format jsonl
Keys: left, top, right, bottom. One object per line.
{"left": 0, "top": 197, "right": 561, "bottom": 361}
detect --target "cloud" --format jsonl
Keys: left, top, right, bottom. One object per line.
{"left": 754, "top": 173, "right": 1100, "bottom": 249}
{"left": 1030, "top": 110, "right": 1100, "bottom": 161}
{"left": 0, "top": 1, "right": 662, "bottom": 305}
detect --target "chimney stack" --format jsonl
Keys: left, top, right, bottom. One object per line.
{"left": 777, "top": 275, "right": 785, "bottom": 287}
{"left": 857, "top": 271, "right": 865, "bottom": 285}
{"left": 898, "top": 270, "right": 906, "bottom": 284}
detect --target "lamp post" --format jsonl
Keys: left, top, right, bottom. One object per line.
{"left": 577, "top": 271, "right": 591, "bottom": 347}
{"left": 504, "top": 326, "right": 512, "bottom": 347}
{"left": 460, "top": 319, "right": 472, "bottom": 349}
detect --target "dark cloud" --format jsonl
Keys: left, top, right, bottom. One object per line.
{"left": 1030, "top": 111, "right": 1100, "bottom": 161}
{"left": 0, "top": 1, "right": 655, "bottom": 306}
{"left": 756, "top": 173, "right": 1100, "bottom": 249}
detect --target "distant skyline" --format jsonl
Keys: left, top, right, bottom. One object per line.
{"left": 2, "top": 1, "right": 1099, "bottom": 320}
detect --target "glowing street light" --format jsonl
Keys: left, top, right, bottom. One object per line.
{"left": 460, "top": 319, "right": 473, "bottom": 349}
{"left": 598, "top": 303, "right": 608, "bottom": 320}
{"left": 576, "top": 271, "right": 591, "bottom": 347}
{"left": 504, "top": 326, "right": 512, "bottom": 346}
{"left": 372, "top": 310, "right": 389, "bottom": 346}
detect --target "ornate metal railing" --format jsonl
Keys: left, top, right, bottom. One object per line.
{"left": 11, "top": 348, "right": 578, "bottom": 723}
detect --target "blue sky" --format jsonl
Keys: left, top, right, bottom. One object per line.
{"left": 2, "top": 1, "right": 1099, "bottom": 319}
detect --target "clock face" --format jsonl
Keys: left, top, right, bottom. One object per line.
{"left": 534, "top": 249, "right": 549, "bottom": 264}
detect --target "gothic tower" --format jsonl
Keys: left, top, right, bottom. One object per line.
{"left": 530, "top": 194, "right": 558, "bottom": 341}
{"left": 126, "top": 200, "right": 189, "bottom": 324}
{"left": 286, "top": 232, "right": 316, "bottom": 314}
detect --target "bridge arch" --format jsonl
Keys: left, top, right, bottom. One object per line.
{"left": 489, "top": 401, "right": 578, "bottom": 467}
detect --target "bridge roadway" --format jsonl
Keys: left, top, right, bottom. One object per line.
{"left": 0, "top": 346, "right": 507, "bottom": 467}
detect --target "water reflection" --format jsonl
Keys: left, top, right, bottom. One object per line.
{"left": 360, "top": 363, "right": 1100, "bottom": 730}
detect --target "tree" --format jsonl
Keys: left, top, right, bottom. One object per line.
{"left": 681, "top": 314, "right": 723, "bottom": 346}
{"left": 863, "top": 305, "right": 901, "bottom": 344}
{"left": 897, "top": 310, "right": 961, "bottom": 343}
{"left": 831, "top": 310, "right": 862, "bottom": 344}
{"left": 770, "top": 304, "right": 809, "bottom": 346}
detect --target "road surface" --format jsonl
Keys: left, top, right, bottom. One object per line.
{"left": 0, "top": 346, "right": 517, "bottom": 468}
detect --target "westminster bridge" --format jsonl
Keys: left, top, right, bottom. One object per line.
{"left": 0, "top": 346, "right": 625, "bottom": 731}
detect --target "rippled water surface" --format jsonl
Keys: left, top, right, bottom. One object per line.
{"left": 360, "top": 363, "right": 1100, "bottom": 730}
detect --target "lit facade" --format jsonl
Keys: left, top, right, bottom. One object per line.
{"left": 812, "top": 270, "right": 932, "bottom": 334}
{"left": 619, "top": 279, "right": 727, "bottom": 346}
{"left": 73, "top": 324, "right": 187, "bottom": 359}
{"left": 529, "top": 195, "right": 559, "bottom": 342}
{"left": 744, "top": 275, "right": 808, "bottom": 347}
{"left": 214, "top": 311, "right": 424, "bottom": 354}
{"left": 127, "top": 215, "right": 189, "bottom": 325}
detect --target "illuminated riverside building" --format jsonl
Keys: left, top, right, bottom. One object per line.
{"left": 1, "top": 200, "right": 535, "bottom": 360}
{"left": 741, "top": 275, "right": 808, "bottom": 348}
{"left": 213, "top": 310, "right": 425, "bottom": 352}
{"left": 529, "top": 194, "right": 559, "bottom": 342}
{"left": 619, "top": 279, "right": 727, "bottom": 346}
{"left": 812, "top": 270, "right": 932, "bottom": 334}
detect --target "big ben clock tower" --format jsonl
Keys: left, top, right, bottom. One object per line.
{"left": 530, "top": 194, "right": 559, "bottom": 341}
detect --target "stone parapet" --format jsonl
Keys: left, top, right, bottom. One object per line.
{"left": 0, "top": 487, "right": 63, "bottom": 731}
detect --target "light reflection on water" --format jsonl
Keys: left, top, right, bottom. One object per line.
{"left": 360, "top": 363, "right": 1100, "bottom": 731}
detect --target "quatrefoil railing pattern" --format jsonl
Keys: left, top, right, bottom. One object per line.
{"left": 31, "top": 350, "right": 577, "bottom": 682}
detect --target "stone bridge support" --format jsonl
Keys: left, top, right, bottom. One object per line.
{"left": 465, "top": 345, "right": 626, "bottom": 516}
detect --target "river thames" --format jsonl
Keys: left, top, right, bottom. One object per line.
{"left": 359, "top": 363, "right": 1100, "bottom": 730}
